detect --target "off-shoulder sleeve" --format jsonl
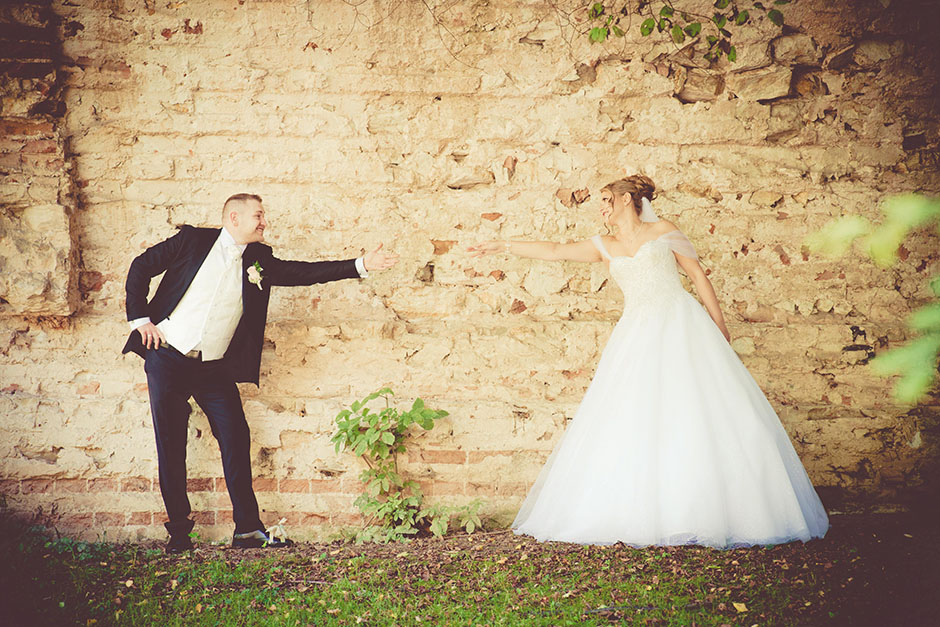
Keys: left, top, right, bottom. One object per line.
{"left": 661, "top": 230, "right": 698, "bottom": 260}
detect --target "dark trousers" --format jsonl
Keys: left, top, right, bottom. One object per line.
{"left": 144, "top": 345, "right": 264, "bottom": 537}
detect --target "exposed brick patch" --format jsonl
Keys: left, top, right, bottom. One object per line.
{"left": 412, "top": 449, "right": 467, "bottom": 465}
{"left": 95, "top": 512, "right": 125, "bottom": 527}
{"left": 431, "top": 239, "right": 457, "bottom": 254}
{"left": 87, "top": 478, "right": 118, "bottom": 493}
{"left": 0, "top": 118, "right": 55, "bottom": 136}
{"left": 417, "top": 480, "right": 464, "bottom": 496}
{"left": 330, "top": 513, "right": 365, "bottom": 527}
{"left": 279, "top": 479, "right": 310, "bottom": 493}
{"left": 23, "top": 138, "right": 57, "bottom": 153}
{"left": 468, "top": 450, "right": 515, "bottom": 464}
{"left": 299, "top": 512, "right": 330, "bottom": 526}
{"left": 58, "top": 513, "right": 94, "bottom": 528}
{"left": 216, "top": 510, "right": 233, "bottom": 525}
{"left": 310, "top": 478, "right": 343, "bottom": 493}
{"left": 127, "top": 511, "right": 152, "bottom": 525}
{"left": 467, "top": 481, "right": 529, "bottom": 497}
{"left": 187, "top": 478, "right": 213, "bottom": 492}
{"left": 76, "top": 382, "right": 100, "bottom": 395}
{"left": 55, "top": 478, "right": 88, "bottom": 493}
{"left": 191, "top": 510, "right": 215, "bottom": 525}
{"left": 121, "top": 477, "right": 152, "bottom": 492}
{"left": 21, "top": 478, "right": 54, "bottom": 494}
{"left": 0, "top": 479, "right": 21, "bottom": 495}
{"left": 253, "top": 477, "right": 277, "bottom": 492}
{"left": 214, "top": 477, "right": 228, "bottom": 492}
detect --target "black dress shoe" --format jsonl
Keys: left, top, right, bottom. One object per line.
{"left": 232, "top": 529, "right": 294, "bottom": 549}
{"left": 165, "top": 534, "right": 194, "bottom": 554}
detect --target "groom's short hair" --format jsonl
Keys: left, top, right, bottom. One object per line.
{"left": 224, "top": 193, "right": 262, "bottom": 210}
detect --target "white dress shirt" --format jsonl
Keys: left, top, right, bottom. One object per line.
{"left": 130, "top": 228, "right": 369, "bottom": 360}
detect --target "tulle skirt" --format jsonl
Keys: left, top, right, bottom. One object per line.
{"left": 512, "top": 292, "right": 829, "bottom": 548}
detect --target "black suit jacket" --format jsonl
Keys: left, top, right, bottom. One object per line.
{"left": 122, "top": 226, "right": 360, "bottom": 385}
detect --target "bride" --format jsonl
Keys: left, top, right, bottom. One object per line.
{"left": 468, "top": 175, "right": 829, "bottom": 548}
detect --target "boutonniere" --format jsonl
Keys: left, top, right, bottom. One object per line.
{"left": 247, "top": 261, "right": 264, "bottom": 290}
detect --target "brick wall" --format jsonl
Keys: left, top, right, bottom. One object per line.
{"left": 0, "top": 0, "right": 938, "bottom": 541}
{"left": 0, "top": 0, "right": 77, "bottom": 316}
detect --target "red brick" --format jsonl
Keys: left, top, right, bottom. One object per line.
{"left": 58, "top": 512, "right": 94, "bottom": 528}
{"left": 87, "top": 478, "right": 118, "bottom": 492}
{"left": 330, "top": 513, "right": 364, "bottom": 527}
{"left": 216, "top": 510, "right": 233, "bottom": 524}
{"left": 0, "top": 138, "right": 26, "bottom": 152}
{"left": 20, "top": 154, "right": 64, "bottom": 169}
{"left": 76, "top": 382, "right": 100, "bottom": 395}
{"left": 417, "top": 480, "right": 464, "bottom": 496}
{"left": 191, "top": 510, "right": 215, "bottom": 525}
{"left": 413, "top": 449, "right": 467, "bottom": 465}
{"left": 275, "top": 512, "right": 302, "bottom": 526}
{"left": 127, "top": 511, "right": 152, "bottom": 525}
{"left": 121, "top": 476, "right": 151, "bottom": 492}
{"left": 253, "top": 477, "right": 276, "bottom": 492}
{"left": 0, "top": 479, "right": 20, "bottom": 495}
{"left": 310, "top": 478, "right": 343, "bottom": 493}
{"left": 187, "top": 478, "right": 213, "bottom": 492}
{"left": 22, "top": 139, "right": 57, "bottom": 154}
{"left": 299, "top": 512, "right": 329, "bottom": 526}
{"left": 0, "top": 153, "right": 21, "bottom": 168}
{"left": 95, "top": 512, "right": 125, "bottom": 527}
{"left": 214, "top": 477, "right": 228, "bottom": 492}
{"left": 468, "top": 450, "right": 515, "bottom": 464}
{"left": 21, "top": 478, "right": 54, "bottom": 494}
{"left": 0, "top": 119, "right": 55, "bottom": 136}
{"left": 278, "top": 479, "right": 309, "bottom": 493}
{"left": 56, "top": 478, "right": 87, "bottom": 493}
{"left": 467, "top": 481, "right": 529, "bottom": 497}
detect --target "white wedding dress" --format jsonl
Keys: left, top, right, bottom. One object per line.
{"left": 512, "top": 232, "right": 829, "bottom": 548}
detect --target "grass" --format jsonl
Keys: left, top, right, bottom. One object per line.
{"left": 2, "top": 512, "right": 937, "bottom": 626}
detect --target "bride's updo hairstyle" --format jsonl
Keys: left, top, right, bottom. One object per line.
{"left": 602, "top": 175, "right": 656, "bottom": 216}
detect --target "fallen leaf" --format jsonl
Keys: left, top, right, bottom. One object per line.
{"left": 124, "top": 580, "right": 133, "bottom": 588}
{"left": 733, "top": 602, "right": 748, "bottom": 613}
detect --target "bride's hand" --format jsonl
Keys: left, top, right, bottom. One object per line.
{"left": 466, "top": 241, "right": 508, "bottom": 257}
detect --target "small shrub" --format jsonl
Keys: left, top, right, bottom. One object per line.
{"left": 332, "top": 387, "right": 484, "bottom": 543}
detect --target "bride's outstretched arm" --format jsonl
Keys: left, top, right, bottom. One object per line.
{"left": 676, "top": 255, "right": 731, "bottom": 342}
{"left": 467, "top": 239, "right": 602, "bottom": 263}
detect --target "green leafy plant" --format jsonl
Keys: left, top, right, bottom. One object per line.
{"left": 807, "top": 194, "right": 940, "bottom": 402}
{"left": 587, "top": 1, "right": 790, "bottom": 62}
{"left": 332, "top": 388, "right": 483, "bottom": 543}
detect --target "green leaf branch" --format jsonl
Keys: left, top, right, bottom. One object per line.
{"left": 331, "top": 388, "right": 483, "bottom": 543}
{"left": 588, "top": 1, "right": 790, "bottom": 63}
{"left": 806, "top": 194, "right": 940, "bottom": 403}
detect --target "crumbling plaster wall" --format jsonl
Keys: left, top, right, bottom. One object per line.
{"left": 1, "top": 0, "right": 938, "bottom": 541}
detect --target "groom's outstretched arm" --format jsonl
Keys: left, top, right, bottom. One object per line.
{"left": 262, "top": 243, "right": 398, "bottom": 287}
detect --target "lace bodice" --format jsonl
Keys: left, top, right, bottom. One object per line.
{"left": 591, "top": 235, "right": 692, "bottom": 315}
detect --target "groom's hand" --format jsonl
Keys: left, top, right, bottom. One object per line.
{"left": 363, "top": 243, "right": 399, "bottom": 272}
{"left": 136, "top": 322, "right": 167, "bottom": 350}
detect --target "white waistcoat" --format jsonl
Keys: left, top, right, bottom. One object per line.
{"left": 157, "top": 233, "right": 244, "bottom": 361}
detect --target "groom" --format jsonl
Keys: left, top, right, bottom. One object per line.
{"left": 123, "top": 193, "right": 398, "bottom": 553}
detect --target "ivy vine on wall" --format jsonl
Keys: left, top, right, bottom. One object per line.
{"left": 587, "top": 0, "right": 790, "bottom": 61}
